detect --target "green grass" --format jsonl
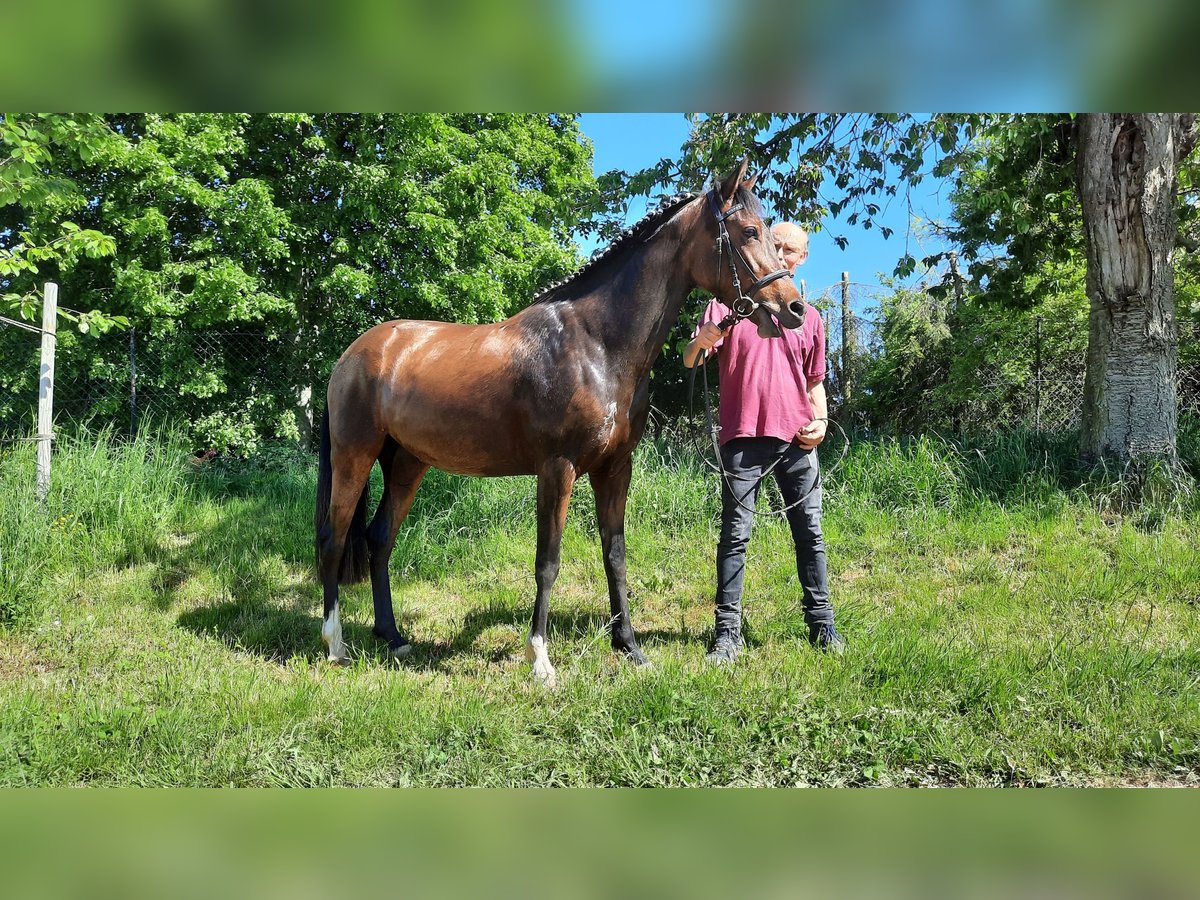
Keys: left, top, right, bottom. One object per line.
{"left": 1, "top": 429, "right": 1198, "bottom": 786}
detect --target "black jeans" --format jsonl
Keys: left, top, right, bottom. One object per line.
{"left": 716, "top": 436, "right": 833, "bottom": 639}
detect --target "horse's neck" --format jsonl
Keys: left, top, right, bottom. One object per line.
{"left": 579, "top": 218, "right": 697, "bottom": 378}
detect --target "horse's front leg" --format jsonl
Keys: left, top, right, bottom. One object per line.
{"left": 591, "top": 455, "right": 648, "bottom": 665}
{"left": 527, "top": 458, "right": 577, "bottom": 687}
{"left": 367, "top": 444, "right": 429, "bottom": 658}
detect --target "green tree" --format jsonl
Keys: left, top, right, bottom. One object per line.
{"left": 235, "top": 114, "right": 596, "bottom": 441}
{"left": 1, "top": 113, "right": 126, "bottom": 332}
{"left": 942, "top": 115, "right": 1080, "bottom": 306}
{"left": 3, "top": 113, "right": 598, "bottom": 449}
{"left": 944, "top": 114, "right": 1199, "bottom": 463}
{"left": 853, "top": 282, "right": 952, "bottom": 432}
{"left": 615, "top": 113, "right": 1200, "bottom": 464}
{"left": 1076, "top": 114, "right": 1198, "bottom": 463}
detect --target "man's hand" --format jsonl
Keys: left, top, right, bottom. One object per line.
{"left": 683, "top": 321, "right": 726, "bottom": 368}
{"left": 693, "top": 322, "right": 724, "bottom": 353}
{"left": 795, "top": 418, "right": 827, "bottom": 449}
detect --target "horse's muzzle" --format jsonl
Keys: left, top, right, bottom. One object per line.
{"left": 757, "top": 297, "right": 805, "bottom": 333}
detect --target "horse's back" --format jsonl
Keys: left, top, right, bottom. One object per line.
{"left": 327, "top": 307, "right": 646, "bottom": 476}
{"left": 329, "top": 317, "right": 539, "bottom": 475}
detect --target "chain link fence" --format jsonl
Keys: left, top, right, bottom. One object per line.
{"left": 810, "top": 280, "right": 1200, "bottom": 435}
{"left": 1, "top": 325, "right": 320, "bottom": 452}
{"left": 3, "top": 292, "right": 1200, "bottom": 451}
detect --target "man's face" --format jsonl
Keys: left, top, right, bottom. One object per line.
{"left": 773, "top": 230, "right": 809, "bottom": 275}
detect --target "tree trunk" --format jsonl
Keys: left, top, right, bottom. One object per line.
{"left": 1077, "top": 113, "right": 1190, "bottom": 463}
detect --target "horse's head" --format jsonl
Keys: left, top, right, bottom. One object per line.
{"left": 692, "top": 157, "right": 806, "bottom": 337}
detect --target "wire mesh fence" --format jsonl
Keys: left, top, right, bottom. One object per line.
{"left": 809, "top": 280, "right": 1200, "bottom": 435}
{"left": 1, "top": 326, "right": 320, "bottom": 452}
{"left": 3, "top": 290, "right": 1200, "bottom": 452}
{"left": 0, "top": 323, "right": 41, "bottom": 441}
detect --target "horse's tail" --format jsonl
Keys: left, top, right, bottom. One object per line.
{"left": 315, "top": 407, "right": 371, "bottom": 585}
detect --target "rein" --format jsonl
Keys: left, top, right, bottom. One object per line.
{"left": 687, "top": 189, "right": 849, "bottom": 518}
{"left": 689, "top": 317, "right": 848, "bottom": 518}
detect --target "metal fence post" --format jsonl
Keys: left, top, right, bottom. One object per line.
{"left": 130, "top": 326, "right": 138, "bottom": 437}
{"left": 1034, "top": 315, "right": 1042, "bottom": 430}
{"left": 36, "top": 282, "right": 58, "bottom": 502}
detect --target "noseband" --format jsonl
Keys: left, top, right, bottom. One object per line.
{"left": 706, "top": 189, "right": 792, "bottom": 324}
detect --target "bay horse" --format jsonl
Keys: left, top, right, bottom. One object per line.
{"left": 315, "top": 158, "right": 805, "bottom": 685}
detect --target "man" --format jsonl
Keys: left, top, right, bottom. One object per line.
{"left": 683, "top": 221, "right": 844, "bottom": 664}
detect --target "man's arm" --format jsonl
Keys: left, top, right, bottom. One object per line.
{"left": 795, "top": 381, "right": 827, "bottom": 449}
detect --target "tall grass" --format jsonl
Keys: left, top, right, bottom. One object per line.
{"left": 0, "top": 428, "right": 190, "bottom": 624}
{"left": 3, "top": 426, "right": 1189, "bottom": 628}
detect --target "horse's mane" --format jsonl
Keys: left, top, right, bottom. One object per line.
{"left": 530, "top": 191, "right": 703, "bottom": 305}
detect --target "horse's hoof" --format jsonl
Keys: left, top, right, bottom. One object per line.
{"left": 620, "top": 647, "right": 651, "bottom": 667}
{"left": 389, "top": 642, "right": 413, "bottom": 659}
{"left": 531, "top": 662, "right": 558, "bottom": 689}
{"left": 326, "top": 652, "right": 351, "bottom": 667}
{"left": 526, "top": 635, "right": 557, "bottom": 688}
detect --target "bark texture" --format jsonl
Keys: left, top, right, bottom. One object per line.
{"left": 1077, "top": 114, "right": 1191, "bottom": 462}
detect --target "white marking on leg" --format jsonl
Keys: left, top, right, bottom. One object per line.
{"left": 525, "top": 634, "right": 557, "bottom": 688}
{"left": 323, "top": 606, "right": 347, "bottom": 664}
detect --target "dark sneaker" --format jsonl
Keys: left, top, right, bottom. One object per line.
{"left": 809, "top": 623, "right": 845, "bottom": 654}
{"left": 706, "top": 635, "right": 743, "bottom": 666}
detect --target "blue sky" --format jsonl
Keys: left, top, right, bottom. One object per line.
{"left": 575, "top": 113, "right": 959, "bottom": 312}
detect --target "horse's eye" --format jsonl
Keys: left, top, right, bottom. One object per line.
{"left": 743, "top": 226, "right": 758, "bottom": 239}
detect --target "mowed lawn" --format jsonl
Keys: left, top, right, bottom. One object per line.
{"left": 1, "top": 430, "right": 1198, "bottom": 786}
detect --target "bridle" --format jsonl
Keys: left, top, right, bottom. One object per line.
{"left": 688, "top": 188, "right": 849, "bottom": 518}
{"left": 706, "top": 188, "right": 792, "bottom": 327}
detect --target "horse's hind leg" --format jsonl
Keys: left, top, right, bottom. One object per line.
{"left": 526, "top": 458, "right": 577, "bottom": 688}
{"left": 318, "top": 451, "right": 377, "bottom": 664}
{"left": 366, "top": 439, "right": 429, "bottom": 658}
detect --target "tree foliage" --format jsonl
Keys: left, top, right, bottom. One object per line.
{"left": 941, "top": 115, "right": 1080, "bottom": 307}
{"left": 599, "top": 113, "right": 989, "bottom": 279}
{"left": 1, "top": 113, "right": 599, "bottom": 448}
{"left": 1, "top": 114, "right": 127, "bottom": 331}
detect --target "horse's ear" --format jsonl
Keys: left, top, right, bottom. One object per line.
{"left": 744, "top": 171, "right": 759, "bottom": 192}
{"left": 717, "top": 155, "right": 751, "bottom": 203}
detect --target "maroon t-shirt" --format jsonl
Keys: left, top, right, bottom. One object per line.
{"left": 696, "top": 298, "right": 826, "bottom": 446}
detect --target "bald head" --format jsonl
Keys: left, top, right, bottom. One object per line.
{"left": 771, "top": 222, "right": 809, "bottom": 274}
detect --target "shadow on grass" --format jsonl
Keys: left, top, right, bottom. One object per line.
{"left": 404, "top": 602, "right": 693, "bottom": 669}
{"left": 177, "top": 598, "right": 354, "bottom": 664}
{"left": 175, "top": 585, "right": 693, "bottom": 672}
{"left": 155, "top": 457, "right": 694, "bottom": 671}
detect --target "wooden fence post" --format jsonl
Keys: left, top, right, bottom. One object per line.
{"left": 129, "top": 327, "right": 138, "bottom": 436}
{"left": 948, "top": 250, "right": 964, "bottom": 310}
{"left": 840, "top": 271, "right": 853, "bottom": 404}
{"left": 36, "top": 282, "right": 58, "bottom": 502}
